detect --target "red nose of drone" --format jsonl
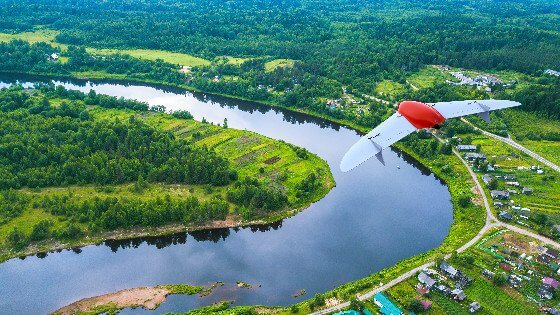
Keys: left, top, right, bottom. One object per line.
{"left": 397, "top": 101, "right": 446, "bottom": 129}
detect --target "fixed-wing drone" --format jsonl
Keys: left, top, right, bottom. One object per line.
{"left": 340, "top": 99, "right": 521, "bottom": 172}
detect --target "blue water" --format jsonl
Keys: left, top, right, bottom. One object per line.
{"left": 0, "top": 74, "right": 453, "bottom": 314}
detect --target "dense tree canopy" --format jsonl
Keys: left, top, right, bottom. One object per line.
{"left": 0, "top": 86, "right": 305, "bottom": 250}
{"left": 2, "top": 0, "right": 559, "bottom": 76}
{"left": 0, "top": 85, "right": 236, "bottom": 189}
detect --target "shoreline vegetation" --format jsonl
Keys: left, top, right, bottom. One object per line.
{"left": 0, "top": 2, "right": 559, "bottom": 313}
{"left": 0, "top": 72, "right": 484, "bottom": 314}
{"left": 52, "top": 283, "right": 215, "bottom": 315}
{"left": 0, "top": 84, "right": 335, "bottom": 263}
{"left": 0, "top": 33, "right": 538, "bottom": 314}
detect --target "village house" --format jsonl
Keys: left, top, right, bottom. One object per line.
{"left": 373, "top": 292, "right": 403, "bottom": 315}
{"left": 465, "top": 153, "right": 486, "bottom": 162}
{"left": 545, "top": 69, "right": 560, "bottom": 77}
{"left": 436, "top": 284, "right": 451, "bottom": 295}
{"left": 545, "top": 248, "right": 560, "bottom": 261}
{"left": 469, "top": 301, "right": 481, "bottom": 313}
{"left": 456, "top": 144, "right": 477, "bottom": 152}
{"left": 522, "top": 187, "right": 533, "bottom": 195}
{"left": 508, "top": 274, "right": 523, "bottom": 288}
{"left": 493, "top": 202, "right": 504, "bottom": 208}
{"left": 538, "top": 253, "right": 553, "bottom": 264}
{"left": 48, "top": 53, "right": 59, "bottom": 61}
{"left": 416, "top": 285, "right": 430, "bottom": 295}
{"left": 490, "top": 190, "right": 510, "bottom": 200}
{"left": 451, "top": 288, "right": 466, "bottom": 301}
{"left": 499, "top": 211, "right": 513, "bottom": 221}
{"left": 418, "top": 271, "right": 436, "bottom": 288}
{"left": 416, "top": 297, "right": 432, "bottom": 311}
{"left": 519, "top": 208, "right": 531, "bottom": 220}
{"left": 326, "top": 99, "right": 341, "bottom": 109}
{"left": 434, "top": 65, "right": 451, "bottom": 71}
{"left": 506, "top": 181, "right": 520, "bottom": 187}
{"left": 503, "top": 175, "right": 516, "bottom": 180}
{"left": 440, "top": 262, "right": 459, "bottom": 279}
{"left": 500, "top": 263, "right": 513, "bottom": 272}
{"left": 482, "top": 174, "right": 493, "bottom": 185}
{"left": 539, "top": 283, "right": 555, "bottom": 300}
{"left": 482, "top": 269, "right": 495, "bottom": 279}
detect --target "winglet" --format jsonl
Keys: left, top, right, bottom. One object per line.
{"left": 370, "top": 138, "right": 385, "bottom": 165}
{"left": 476, "top": 101, "right": 491, "bottom": 123}
{"left": 375, "top": 151, "right": 385, "bottom": 165}
{"left": 477, "top": 111, "right": 491, "bottom": 123}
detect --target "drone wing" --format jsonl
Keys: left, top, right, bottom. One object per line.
{"left": 432, "top": 100, "right": 521, "bottom": 122}
{"left": 340, "top": 113, "right": 416, "bottom": 172}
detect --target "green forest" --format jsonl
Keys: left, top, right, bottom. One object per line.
{"left": 1, "top": 1, "right": 560, "bottom": 314}
{"left": 0, "top": 85, "right": 333, "bottom": 257}
{"left": 0, "top": 0, "right": 559, "bottom": 122}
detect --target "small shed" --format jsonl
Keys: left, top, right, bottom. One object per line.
{"left": 499, "top": 211, "right": 513, "bottom": 221}
{"left": 451, "top": 288, "right": 466, "bottom": 301}
{"left": 469, "top": 301, "right": 481, "bottom": 313}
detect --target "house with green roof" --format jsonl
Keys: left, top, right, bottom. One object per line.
{"left": 373, "top": 292, "right": 403, "bottom": 315}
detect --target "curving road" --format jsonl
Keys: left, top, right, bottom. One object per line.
{"left": 461, "top": 118, "right": 560, "bottom": 173}
{"left": 311, "top": 131, "right": 560, "bottom": 315}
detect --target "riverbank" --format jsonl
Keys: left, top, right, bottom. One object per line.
{"left": 1, "top": 71, "right": 481, "bottom": 313}
{"left": 53, "top": 283, "right": 207, "bottom": 314}
{"left": 0, "top": 86, "right": 335, "bottom": 263}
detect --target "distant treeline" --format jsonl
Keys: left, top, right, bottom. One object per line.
{"left": 1, "top": 0, "right": 559, "bottom": 122}
{"left": 2, "top": 0, "right": 559, "bottom": 79}
{"left": 0, "top": 40, "right": 184, "bottom": 84}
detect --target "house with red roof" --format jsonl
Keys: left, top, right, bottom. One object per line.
{"left": 543, "top": 277, "right": 560, "bottom": 289}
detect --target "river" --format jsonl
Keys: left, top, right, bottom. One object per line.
{"left": 0, "top": 74, "right": 453, "bottom": 314}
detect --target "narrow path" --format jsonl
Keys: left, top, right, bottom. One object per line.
{"left": 406, "top": 80, "right": 419, "bottom": 91}
{"left": 362, "top": 94, "right": 397, "bottom": 107}
{"left": 461, "top": 118, "right": 560, "bottom": 173}
{"left": 311, "top": 131, "right": 560, "bottom": 315}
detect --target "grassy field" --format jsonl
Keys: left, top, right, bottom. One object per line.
{"left": 469, "top": 132, "right": 560, "bottom": 211}
{"left": 498, "top": 110, "right": 560, "bottom": 166}
{"left": 264, "top": 59, "right": 295, "bottom": 72}
{"left": 407, "top": 66, "right": 454, "bottom": 89}
{"left": 0, "top": 29, "right": 61, "bottom": 46}
{"left": 224, "top": 56, "right": 250, "bottom": 65}
{"left": 0, "top": 29, "right": 211, "bottom": 67}
{"left": 0, "top": 102, "right": 334, "bottom": 261}
{"left": 374, "top": 80, "right": 405, "bottom": 97}
{"left": 86, "top": 48, "right": 211, "bottom": 67}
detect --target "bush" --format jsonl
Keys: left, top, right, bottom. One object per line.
{"left": 494, "top": 273, "right": 507, "bottom": 286}
{"left": 7, "top": 227, "right": 27, "bottom": 250}
{"left": 29, "top": 220, "right": 52, "bottom": 242}
{"left": 458, "top": 195, "right": 471, "bottom": 208}
{"left": 172, "top": 110, "right": 194, "bottom": 119}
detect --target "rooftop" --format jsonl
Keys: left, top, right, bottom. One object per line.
{"left": 456, "top": 144, "right": 477, "bottom": 151}
{"left": 543, "top": 277, "right": 560, "bottom": 289}
{"left": 418, "top": 271, "right": 436, "bottom": 287}
{"left": 440, "top": 262, "right": 458, "bottom": 276}
{"left": 373, "top": 292, "right": 403, "bottom": 315}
